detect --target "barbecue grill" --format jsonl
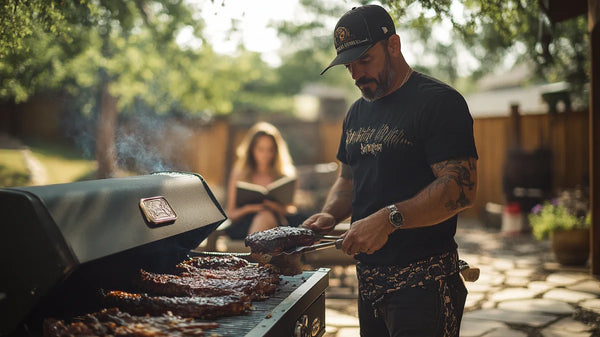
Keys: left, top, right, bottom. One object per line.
{"left": 0, "top": 172, "right": 329, "bottom": 337}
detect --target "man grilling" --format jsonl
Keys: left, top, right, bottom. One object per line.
{"left": 302, "top": 4, "right": 478, "bottom": 337}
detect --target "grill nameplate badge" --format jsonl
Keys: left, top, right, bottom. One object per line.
{"left": 139, "top": 196, "right": 177, "bottom": 225}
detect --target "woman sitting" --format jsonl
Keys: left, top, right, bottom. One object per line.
{"left": 225, "top": 122, "right": 301, "bottom": 240}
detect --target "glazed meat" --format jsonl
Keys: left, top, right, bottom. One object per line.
{"left": 139, "top": 270, "right": 246, "bottom": 297}
{"left": 139, "top": 263, "right": 279, "bottom": 301}
{"left": 245, "top": 226, "right": 317, "bottom": 253}
{"left": 104, "top": 291, "right": 251, "bottom": 319}
{"left": 177, "top": 255, "right": 250, "bottom": 270}
{"left": 176, "top": 258, "right": 279, "bottom": 283}
{"left": 44, "top": 308, "right": 219, "bottom": 337}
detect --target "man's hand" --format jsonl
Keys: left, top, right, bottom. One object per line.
{"left": 340, "top": 208, "right": 392, "bottom": 255}
{"left": 302, "top": 212, "right": 337, "bottom": 234}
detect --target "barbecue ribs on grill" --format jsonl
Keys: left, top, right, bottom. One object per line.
{"left": 244, "top": 226, "right": 316, "bottom": 253}
{"left": 44, "top": 308, "right": 219, "bottom": 337}
{"left": 177, "top": 255, "right": 250, "bottom": 270}
{"left": 104, "top": 291, "right": 251, "bottom": 319}
{"left": 176, "top": 257, "right": 279, "bottom": 283}
{"left": 138, "top": 256, "right": 280, "bottom": 301}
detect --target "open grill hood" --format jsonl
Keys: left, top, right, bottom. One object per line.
{"left": 0, "top": 172, "right": 227, "bottom": 335}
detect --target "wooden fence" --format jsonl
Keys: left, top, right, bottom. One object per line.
{"left": 1, "top": 94, "right": 589, "bottom": 218}
{"left": 471, "top": 110, "right": 589, "bottom": 217}
{"left": 180, "top": 110, "right": 589, "bottom": 218}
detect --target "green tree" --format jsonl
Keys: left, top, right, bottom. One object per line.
{"left": 281, "top": 0, "right": 588, "bottom": 97}
{"left": 380, "top": 0, "right": 589, "bottom": 94}
{"left": 0, "top": 0, "right": 273, "bottom": 178}
{"left": 0, "top": 0, "right": 67, "bottom": 58}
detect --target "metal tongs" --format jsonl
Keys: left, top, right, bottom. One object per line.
{"left": 188, "top": 235, "right": 344, "bottom": 275}
{"left": 280, "top": 237, "right": 343, "bottom": 255}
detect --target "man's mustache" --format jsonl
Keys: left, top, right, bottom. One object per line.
{"left": 355, "top": 77, "right": 377, "bottom": 87}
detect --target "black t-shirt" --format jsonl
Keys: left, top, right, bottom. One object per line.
{"left": 336, "top": 72, "right": 478, "bottom": 266}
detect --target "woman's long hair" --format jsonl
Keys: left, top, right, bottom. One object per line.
{"left": 233, "top": 122, "right": 295, "bottom": 181}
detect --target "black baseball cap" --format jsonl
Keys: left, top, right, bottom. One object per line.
{"left": 320, "top": 5, "right": 396, "bottom": 75}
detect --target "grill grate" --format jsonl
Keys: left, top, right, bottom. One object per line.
{"left": 206, "top": 269, "right": 327, "bottom": 337}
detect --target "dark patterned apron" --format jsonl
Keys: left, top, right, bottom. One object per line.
{"left": 356, "top": 250, "right": 461, "bottom": 336}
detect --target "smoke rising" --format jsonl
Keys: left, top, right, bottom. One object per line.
{"left": 64, "top": 108, "right": 196, "bottom": 175}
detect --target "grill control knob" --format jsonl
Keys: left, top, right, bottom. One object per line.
{"left": 311, "top": 317, "right": 322, "bottom": 336}
{"left": 294, "top": 315, "right": 310, "bottom": 337}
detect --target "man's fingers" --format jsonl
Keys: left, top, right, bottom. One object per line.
{"left": 341, "top": 239, "right": 357, "bottom": 255}
{"left": 301, "top": 215, "right": 318, "bottom": 228}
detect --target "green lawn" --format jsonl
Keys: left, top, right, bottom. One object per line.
{"left": 0, "top": 141, "right": 97, "bottom": 187}
{"left": 27, "top": 140, "right": 97, "bottom": 184}
{"left": 0, "top": 149, "right": 30, "bottom": 187}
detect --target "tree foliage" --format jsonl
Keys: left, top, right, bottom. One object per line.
{"left": 0, "top": 0, "right": 68, "bottom": 56}
{"left": 280, "top": 0, "right": 589, "bottom": 96}
{"left": 0, "top": 0, "right": 284, "bottom": 116}
{"left": 381, "top": 0, "right": 589, "bottom": 91}
{"left": 272, "top": 0, "right": 362, "bottom": 101}
{"left": 0, "top": 0, "right": 291, "bottom": 178}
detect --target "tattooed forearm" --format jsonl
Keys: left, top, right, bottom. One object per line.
{"left": 430, "top": 158, "right": 477, "bottom": 212}
{"left": 392, "top": 157, "right": 477, "bottom": 230}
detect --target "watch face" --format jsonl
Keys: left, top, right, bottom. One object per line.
{"left": 391, "top": 211, "right": 403, "bottom": 226}
{"left": 387, "top": 205, "right": 403, "bottom": 228}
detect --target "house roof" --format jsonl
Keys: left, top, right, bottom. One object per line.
{"left": 465, "top": 82, "right": 570, "bottom": 118}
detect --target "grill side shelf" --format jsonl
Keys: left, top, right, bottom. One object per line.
{"left": 245, "top": 268, "right": 330, "bottom": 337}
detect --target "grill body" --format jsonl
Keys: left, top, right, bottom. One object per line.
{"left": 0, "top": 172, "right": 226, "bottom": 335}
{"left": 0, "top": 172, "right": 329, "bottom": 337}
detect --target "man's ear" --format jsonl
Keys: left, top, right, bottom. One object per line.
{"left": 387, "top": 34, "right": 401, "bottom": 57}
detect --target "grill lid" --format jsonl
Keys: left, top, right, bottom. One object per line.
{"left": 12, "top": 171, "right": 225, "bottom": 263}
{"left": 0, "top": 171, "right": 226, "bottom": 335}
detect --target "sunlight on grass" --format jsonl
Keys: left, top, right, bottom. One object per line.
{"left": 27, "top": 142, "right": 97, "bottom": 184}
{"left": 0, "top": 140, "right": 144, "bottom": 187}
{"left": 0, "top": 149, "right": 28, "bottom": 171}
{"left": 0, "top": 149, "right": 30, "bottom": 187}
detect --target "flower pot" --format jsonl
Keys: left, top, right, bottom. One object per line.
{"left": 551, "top": 228, "right": 590, "bottom": 266}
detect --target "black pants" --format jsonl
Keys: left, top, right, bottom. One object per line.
{"left": 358, "top": 273, "right": 467, "bottom": 337}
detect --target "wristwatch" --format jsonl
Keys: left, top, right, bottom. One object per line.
{"left": 387, "top": 204, "right": 404, "bottom": 229}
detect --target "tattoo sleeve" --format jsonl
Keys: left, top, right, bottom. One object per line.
{"left": 430, "top": 158, "right": 477, "bottom": 212}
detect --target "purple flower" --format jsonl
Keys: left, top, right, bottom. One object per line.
{"left": 531, "top": 204, "right": 543, "bottom": 214}
{"left": 551, "top": 198, "right": 560, "bottom": 206}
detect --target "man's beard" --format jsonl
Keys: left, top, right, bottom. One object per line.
{"left": 355, "top": 51, "right": 396, "bottom": 102}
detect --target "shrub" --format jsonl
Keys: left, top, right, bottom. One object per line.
{"left": 528, "top": 188, "right": 590, "bottom": 240}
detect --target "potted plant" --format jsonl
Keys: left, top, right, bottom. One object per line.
{"left": 528, "top": 188, "right": 590, "bottom": 266}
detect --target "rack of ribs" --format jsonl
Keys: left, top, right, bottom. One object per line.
{"left": 177, "top": 255, "right": 250, "bottom": 270}
{"left": 44, "top": 308, "right": 219, "bottom": 337}
{"left": 244, "top": 226, "right": 317, "bottom": 253}
{"left": 137, "top": 255, "right": 280, "bottom": 301}
{"left": 138, "top": 269, "right": 277, "bottom": 301}
{"left": 176, "top": 258, "right": 279, "bottom": 283}
{"left": 104, "top": 291, "right": 251, "bottom": 319}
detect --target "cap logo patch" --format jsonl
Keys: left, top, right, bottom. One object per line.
{"left": 334, "top": 26, "right": 351, "bottom": 46}
{"left": 382, "top": 27, "right": 388, "bottom": 34}
{"left": 334, "top": 26, "right": 369, "bottom": 53}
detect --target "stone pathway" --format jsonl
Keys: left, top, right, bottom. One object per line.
{"left": 322, "top": 218, "right": 600, "bottom": 337}
{"left": 20, "top": 148, "right": 48, "bottom": 185}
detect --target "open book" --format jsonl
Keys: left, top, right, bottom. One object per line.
{"left": 235, "top": 176, "right": 297, "bottom": 206}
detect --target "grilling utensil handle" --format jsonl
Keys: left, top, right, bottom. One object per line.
{"left": 282, "top": 238, "right": 343, "bottom": 255}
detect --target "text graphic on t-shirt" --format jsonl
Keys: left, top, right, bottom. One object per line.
{"left": 346, "top": 124, "right": 413, "bottom": 155}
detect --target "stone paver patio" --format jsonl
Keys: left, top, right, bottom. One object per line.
{"left": 321, "top": 218, "right": 600, "bottom": 337}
